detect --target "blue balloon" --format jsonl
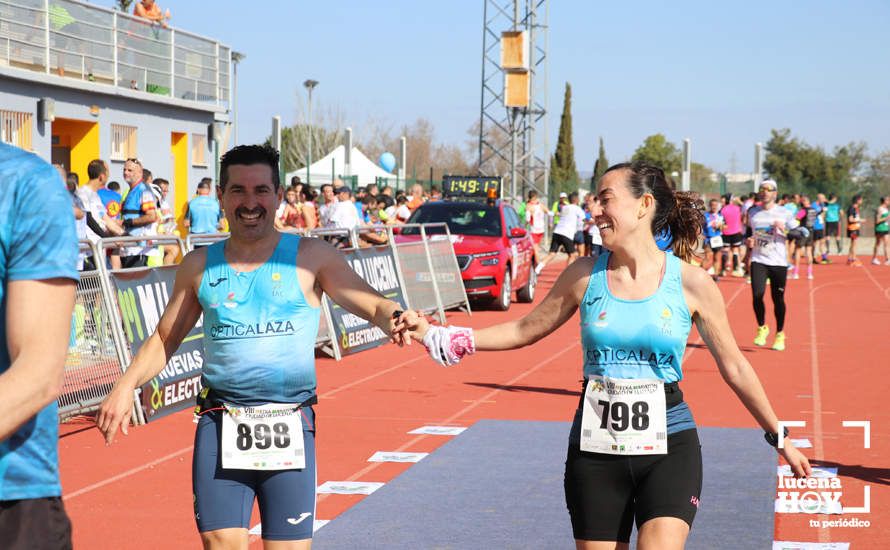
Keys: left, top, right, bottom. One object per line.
{"left": 378, "top": 152, "right": 396, "bottom": 173}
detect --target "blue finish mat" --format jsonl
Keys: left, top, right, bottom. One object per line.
{"left": 313, "top": 421, "right": 775, "bottom": 549}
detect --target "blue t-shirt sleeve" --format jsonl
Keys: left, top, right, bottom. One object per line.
{"left": 8, "top": 161, "right": 79, "bottom": 282}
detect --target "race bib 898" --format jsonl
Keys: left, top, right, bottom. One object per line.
{"left": 221, "top": 403, "right": 305, "bottom": 470}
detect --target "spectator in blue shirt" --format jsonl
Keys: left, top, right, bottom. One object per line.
{"left": 184, "top": 178, "right": 223, "bottom": 235}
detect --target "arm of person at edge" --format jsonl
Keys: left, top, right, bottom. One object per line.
{"left": 0, "top": 279, "right": 76, "bottom": 441}
{"left": 96, "top": 249, "right": 206, "bottom": 444}
{"left": 405, "top": 257, "right": 593, "bottom": 351}
{"left": 309, "top": 238, "right": 411, "bottom": 346}
{"left": 681, "top": 263, "right": 811, "bottom": 478}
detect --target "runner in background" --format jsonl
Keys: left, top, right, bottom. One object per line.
{"left": 702, "top": 198, "right": 725, "bottom": 281}
{"left": 846, "top": 194, "right": 864, "bottom": 267}
{"left": 402, "top": 161, "right": 811, "bottom": 549}
{"left": 747, "top": 179, "right": 797, "bottom": 351}
{"left": 824, "top": 194, "right": 842, "bottom": 255}
{"left": 524, "top": 190, "right": 547, "bottom": 264}
{"left": 871, "top": 196, "right": 889, "bottom": 265}
{"left": 813, "top": 193, "right": 828, "bottom": 264}
{"left": 582, "top": 192, "right": 603, "bottom": 259}
{"left": 791, "top": 196, "right": 818, "bottom": 280}
{"left": 720, "top": 194, "right": 745, "bottom": 277}
{"left": 536, "top": 191, "right": 584, "bottom": 274}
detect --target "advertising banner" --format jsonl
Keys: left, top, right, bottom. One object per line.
{"left": 326, "top": 247, "right": 407, "bottom": 356}
{"left": 112, "top": 266, "right": 204, "bottom": 422}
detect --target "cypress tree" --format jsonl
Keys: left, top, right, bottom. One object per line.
{"left": 591, "top": 136, "right": 608, "bottom": 190}
{"left": 551, "top": 83, "right": 579, "bottom": 197}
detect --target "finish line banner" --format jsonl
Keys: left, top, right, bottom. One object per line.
{"left": 327, "top": 247, "right": 407, "bottom": 357}
{"left": 112, "top": 266, "right": 205, "bottom": 422}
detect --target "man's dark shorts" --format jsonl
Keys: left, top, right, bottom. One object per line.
{"left": 0, "top": 497, "right": 72, "bottom": 550}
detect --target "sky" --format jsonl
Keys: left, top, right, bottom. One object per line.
{"left": 107, "top": 0, "right": 890, "bottom": 174}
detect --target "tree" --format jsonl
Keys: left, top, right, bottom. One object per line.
{"left": 115, "top": 0, "right": 135, "bottom": 11}
{"left": 265, "top": 90, "right": 346, "bottom": 175}
{"left": 631, "top": 134, "right": 682, "bottom": 175}
{"left": 550, "top": 83, "right": 579, "bottom": 197}
{"left": 763, "top": 128, "right": 868, "bottom": 198}
{"left": 591, "top": 137, "right": 608, "bottom": 190}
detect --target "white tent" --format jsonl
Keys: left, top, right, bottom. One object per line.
{"left": 285, "top": 145, "right": 400, "bottom": 187}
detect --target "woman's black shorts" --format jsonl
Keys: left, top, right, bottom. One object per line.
{"left": 564, "top": 428, "right": 702, "bottom": 543}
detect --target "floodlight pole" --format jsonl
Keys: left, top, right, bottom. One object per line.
{"left": 231, "top": 51, "right": 245, "bottom": 145}
{"left": 303, "top": 79, "right": 319, "bottom": 185}
{"left": 754, "top": 142, "right": 763, "bottom": 193}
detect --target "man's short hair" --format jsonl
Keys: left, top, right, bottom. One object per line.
{"left": 142, "top": 168, "right": 152, "bottom": 181}
{"left": 87, "top": 159, "right": 107, "bottom": 180}
{"left": 336, "top": 186, "right": 352, "bottom": 195}
{"left": 362, "top": 194, "right": 377, "bottom": 206}
{"left": 197, "top": 179, "right": 211, "bottom": 190}
{"left": 154, "top": 178, "right": 169, "bottom": 187}
{"left": 290, "top": 175, "right": 302, "bottom": 186}
{"left": 107, "top": 180, "right": 121, "bottom": 192}
{"left": 219, "top": 144, "right": 280, "bottom": 191}
{"left": 320, "top": 183, "right": 333, "bottom": 193}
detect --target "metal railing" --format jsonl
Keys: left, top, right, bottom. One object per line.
{"left": 59, "top": 240, "right": 129, "bottom": 420}
{"left": 0, "top": 0, "right": 230, "bottom": 108}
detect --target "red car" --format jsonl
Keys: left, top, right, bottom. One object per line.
{"left": 401, "top": 200, "right": 537, "bottom": 310}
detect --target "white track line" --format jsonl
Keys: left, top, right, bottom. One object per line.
{"left": 861, "top": 263, "right": 890, "bottom": 301}
{"left": 808, "top": 279, "right": 830, "bottom": 543}
{"left": 323, "top": 354, "right": 426, "bottom": 398}
{"left": 64, "top": 446, "right": 192, "bottom": 500}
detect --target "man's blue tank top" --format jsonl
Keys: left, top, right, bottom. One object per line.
{"left": 575, "top": 251, "right": 696, "bottom": 436}
{"left": 198, "top": 234, "right": 320, "bottom": 406}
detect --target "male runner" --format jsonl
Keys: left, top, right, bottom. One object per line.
{"left": 0, "top": 142, "right": 78, "bottom": 549}
{"left": 98, "top": 145, "right": 412, "bottom": 549}
{"left": 746, "top": 179, "right": 797, "bottom": 351}
{"left": 824, "top": 194, "right": 842, "bottom": 255}
{"left": 536, "top": 191, "right": 584, "bottom": 274}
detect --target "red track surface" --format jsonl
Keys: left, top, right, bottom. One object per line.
{"left": 59, "top": 257, "right": 889, "bottom": 549}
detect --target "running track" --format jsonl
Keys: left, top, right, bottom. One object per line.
{"left": 59, "top": 257, "right": 889, "bottom": 548}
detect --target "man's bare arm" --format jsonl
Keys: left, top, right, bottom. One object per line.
{"left": 97, "top": 250, "right": 205, "bottom": 443}
{"left": 0, "top": 279, "right": 75, "bottom": 441}
{"left": 312, "top": 240, "right": 404, "bottom": 341}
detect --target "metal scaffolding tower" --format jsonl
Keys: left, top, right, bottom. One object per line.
{"left": 477, "top": 0, "right": 549, "bottom": 202}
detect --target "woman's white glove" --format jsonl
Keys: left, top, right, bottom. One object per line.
{"left": 422, "top": 325, "right": 476, "bottom": 367}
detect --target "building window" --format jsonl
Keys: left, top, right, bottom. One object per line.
{"left": 111, "top": 124, "right": 137, "bottom": 160}
{"left": 192, "top": 133, "right": 207, "bottom": 166}
{"left": 1, "top": 110, "right": 33, "bottom": 150}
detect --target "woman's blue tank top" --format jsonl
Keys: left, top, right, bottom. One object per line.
{"left": 197, "top": 234, "right": 320, "bottom": 406}
{"left": 574, "top": 251, "right": 696, "bottom": 436}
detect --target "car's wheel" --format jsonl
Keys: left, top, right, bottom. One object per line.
{"left": 516, "top": 264, "right": 536, "bottom": 303}
{"left": 493, "top": 270, "right": 512, "bottom": 311}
